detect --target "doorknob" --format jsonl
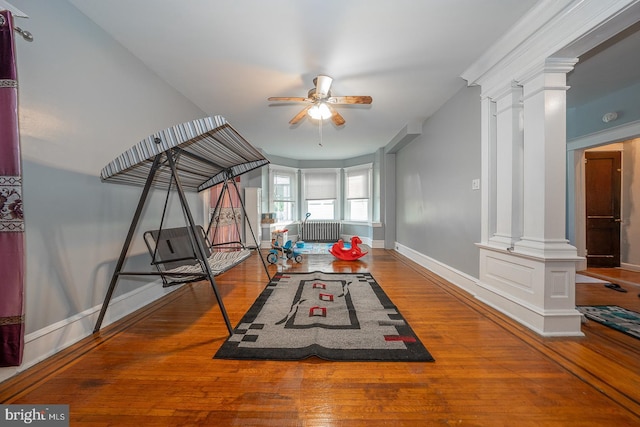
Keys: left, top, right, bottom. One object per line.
{"left": 614, "top": 218, "right": 622, "bottom": 222}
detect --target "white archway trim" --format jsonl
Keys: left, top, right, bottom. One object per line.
{"left": 462, "top": 0, "right": 640, "bottom": 336}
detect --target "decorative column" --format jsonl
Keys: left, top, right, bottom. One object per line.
{"left": 465, "top": 0, "right": 636, "bottom": 338}
{"left": 488, "top": 83, "right": 524, "bottom": 248}
{"left": 515, "top": 58, "right": 578, "bottom": 256}
{"left": 478, "top": 96, "right": 495, "bottom": 245}
{"left": 477, "top": 58, "right": 583, "bottom": 336}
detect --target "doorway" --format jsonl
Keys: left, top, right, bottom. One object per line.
{"left": 585, "top": 151, "right": 621, "bottom": 267}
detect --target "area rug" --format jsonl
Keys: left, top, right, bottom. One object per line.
{"left": 577, "top": 305, "right": 640, "bottom": 340}
{"left": 214, "top": 271, "right": 434, "bottom": 361}
{"left": 295, "top": 242, "right": 358, "bottom": 255}
{"left": 295, "top": 242, "right": 333, "bottom": 254}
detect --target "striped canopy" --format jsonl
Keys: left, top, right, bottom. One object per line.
{"left": 100, "top": 116, "right": 269, "bottom": 192}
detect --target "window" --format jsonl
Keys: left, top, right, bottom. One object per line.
{"left": 345, "top": 165, "right": 371, "bottom": 222}
{"left": 302, "top": 169, "right": 339, "bottom": 220}
{"left": 270, "top": 166, "right": 297, "bottom": 222}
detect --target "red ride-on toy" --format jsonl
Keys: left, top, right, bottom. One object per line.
{"left": 329, "top": 236, "right": 368, "bottom": 261}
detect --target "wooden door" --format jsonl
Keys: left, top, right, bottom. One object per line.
{"left": 585, "top": 151, "right": 621, "bottom": 267}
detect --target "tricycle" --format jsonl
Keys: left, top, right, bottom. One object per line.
{"left": 268, "top": 238, "right": 303, "bottom": 264}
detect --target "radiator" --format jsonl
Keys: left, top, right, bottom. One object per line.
{"left": 302, "top": 221, "right": 341, "bottom": 242}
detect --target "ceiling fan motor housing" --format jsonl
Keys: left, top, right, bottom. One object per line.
{"left": 308, "top": 88, "right": 331, "bottom": 100}
{"left": 314, "top": 75, "right": 333, "bottom": 98}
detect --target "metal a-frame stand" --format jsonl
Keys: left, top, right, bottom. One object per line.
{"left": 93, "top": 149, "right": 234, "bottom": 335}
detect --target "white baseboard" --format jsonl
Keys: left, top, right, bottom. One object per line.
{"left": 370, "top": 239, "right": 385, "bottom": 248}
{"left": 0, "top": 280, "right": 179, "bottom": 383}
{"left": 394, "top": 242, "right": 583, "bottom": 337}
{"left": 621, "top": 262, "right": 640, "bottom": 272}
{"left": 394, "top": 242, "right": 479, "bottom": 294}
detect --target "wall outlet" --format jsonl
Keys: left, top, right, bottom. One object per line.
{"left": 472, "top": 179, "right": 480, "bottom": 190}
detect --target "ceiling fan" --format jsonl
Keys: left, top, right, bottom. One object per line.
{"left": 268, "top": 75, "right": 372, "bottom": 126}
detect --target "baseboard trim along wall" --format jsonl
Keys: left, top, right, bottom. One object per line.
{"left": 0, "top": 280, "right": 179, "bottom": 383}
{"left": 394, "top": 242, "right": 479, "bottom": 295}
{"left": 394, "top": 242, "right": 584, "bottom": 337}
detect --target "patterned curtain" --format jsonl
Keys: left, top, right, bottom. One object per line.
{"left": 209, "top": 179, "right": 243, "bottom": 247}
{"left": 0, "top": 10, "right": 25, "bottom": 367}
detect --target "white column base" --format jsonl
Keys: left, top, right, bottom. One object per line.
{"left": 488, "top": 234, "right": 516, "bottom": 249}
{"left": 514, "top": 237, "right": 580, "bottom": 259}
{"left": 478, "top": 245, "right": 584, "bottom": 336}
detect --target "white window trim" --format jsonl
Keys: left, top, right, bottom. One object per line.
{"left": 301, "top": 168, "right": 341, "bottom": 220}
{"left": 344, "top": 163, "right": 372, "bottom": 222}
{"left": 269, "top": 164, "right": 299, "bottom": 222}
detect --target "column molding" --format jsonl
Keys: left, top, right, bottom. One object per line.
{"left": 488, "top": 83, "right": 524, "bottom": 248}
{"left": 479, "top": 96, "right": 496, "bottom": 245}
{"left": 514, "top": 58, "right": 579, "bottom": 259}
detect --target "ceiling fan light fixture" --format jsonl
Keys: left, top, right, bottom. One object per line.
{"left": 308, "top": 102, "right": 332, "bottom": 120}
{"left": 269, "top": 74, "right": 372, "bottom": 125}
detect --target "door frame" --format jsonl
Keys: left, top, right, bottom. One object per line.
{"left": 573, "top": 144, "right": 624, "bottom": 270}
{"left": 584, "top": 150, "right": 622, "bottom": 267}
{"left": 568, "top": 121, "right": 640, "bottom": 271}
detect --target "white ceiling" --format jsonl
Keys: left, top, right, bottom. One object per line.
{"left": 66, "top": 1, "right": 640, "bottom": 161}
{"left": 67, "top": 0, "right": 541, "bottom": 160}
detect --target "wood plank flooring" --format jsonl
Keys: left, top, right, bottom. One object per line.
{"left": 1, "top": 249, "right": 639, "bottom": 426}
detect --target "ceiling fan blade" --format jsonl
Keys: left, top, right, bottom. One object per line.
{"left": 328, "top": 96, "right": 373, "bottom": 105}
{"left": 268, "top": 97, "right": 310, "bottom": 102}
{"left": 329, "top": 106, "right": 345, "bottom": 126}
{"left": 290, "top": 105, "right": 311, "bottom": 125}
{"left": 314, "top": 75, "right": 333, "bottom": 98}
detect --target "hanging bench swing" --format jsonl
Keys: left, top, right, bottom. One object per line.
{"left": 93, "top": 116, "right": 270, "bottom": 336}
{"left": 142, "top": 174, "right": 259, "bottom": 288}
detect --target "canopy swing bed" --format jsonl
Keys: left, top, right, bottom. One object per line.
{"left": 93, "top": 116, "right": 270, "bottom": 336}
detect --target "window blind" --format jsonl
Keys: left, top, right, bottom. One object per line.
{"left": 304, "top": 171, "right": 337, "bottom": 200}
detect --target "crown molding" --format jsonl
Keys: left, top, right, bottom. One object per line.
{"left": 461, "top": 0, "right": 640, "bottom": 97}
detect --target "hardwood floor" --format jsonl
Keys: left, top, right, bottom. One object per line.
{"left": 2, "top": 249, "right": 640, "bottom": 426}
{"left": 579, "top": 267, "right": 640, "bottom": 292}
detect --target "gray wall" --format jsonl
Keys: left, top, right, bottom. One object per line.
{"left": 395, "top": 85, "right": 482, "bottom": 277}
{"left": 13, "top": 0, "right": 206, "bottom": 334}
